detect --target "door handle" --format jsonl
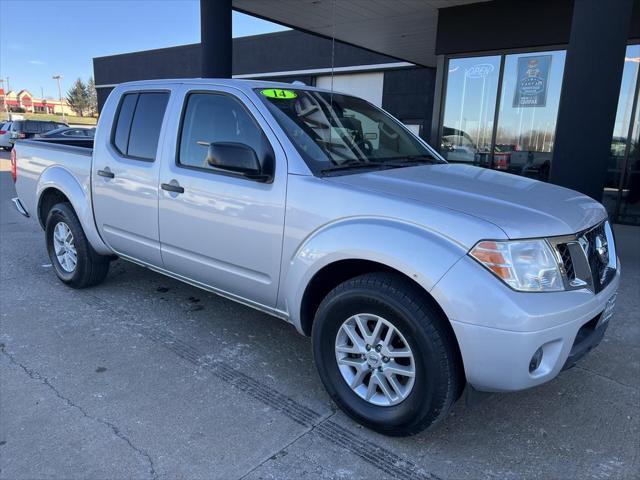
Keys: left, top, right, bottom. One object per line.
{"left": 161, "top": 182, "right": 184, "bottom": 194}
{"left": 97, "top": 169, "right": 115, "bottom": 179}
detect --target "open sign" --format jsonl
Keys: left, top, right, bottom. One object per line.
{"left": 465, "top": 63, "right": 495, "bottom": 78}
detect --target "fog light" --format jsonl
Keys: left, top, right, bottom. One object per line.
{"left": 529, "top": 348, "right": 543, "bottom": 373}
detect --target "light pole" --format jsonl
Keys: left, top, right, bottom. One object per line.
{"left": 0, "top": 78, "right": 8, "bottom": 118}
{"left": 52, "top": 75, "right": 65, "bottom": 123}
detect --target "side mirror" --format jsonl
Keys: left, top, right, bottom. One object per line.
{"left": 204, "top": 142, "right": 270, "bottom": 181}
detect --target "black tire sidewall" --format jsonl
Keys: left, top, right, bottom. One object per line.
{"left": 45, "top": 203, "right": 91, "bottom": 285}
{"left": 312, "top": 281, "right": 450, "bottom": 435}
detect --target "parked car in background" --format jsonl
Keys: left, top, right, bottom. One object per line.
{"left": 491, "top": 143, "right": 552, "bottom": 181}
{"left": 8, "top": 120, "right": 67, "bottom": 146}
{"left": 440, "top": 126, "right": 478, "bottom": 164}
{"left": 10, "top": 79, "right": 619, "bottom": 436}
{"left": 0, "top": 121, "right": 12, "bottom": 150}
{"left": 39, "top": 127, "right": 95, "bottom": 139}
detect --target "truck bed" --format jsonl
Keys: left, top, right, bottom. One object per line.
{"left": 30, "top": 137, "right": 95, "bottom": 150}
{"left": 13, "top": 139, "right": 94, "bottom": 224}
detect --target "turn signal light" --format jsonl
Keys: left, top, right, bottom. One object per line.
{"left": 469, "top": 241, "right": 514, "bottom": 282}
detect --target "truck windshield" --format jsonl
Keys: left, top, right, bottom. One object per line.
{"left": 256, "top": 88, "right": 442, "bottom": 175}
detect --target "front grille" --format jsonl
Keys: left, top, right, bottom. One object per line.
{"left": 552, "top": 220, "right": 616, "bottom": 293}
{"left": 582, "top": 222, "right": 615, "bottom": 293}
{"left": 557, "top": 243, "right": 575, "bottom": 281}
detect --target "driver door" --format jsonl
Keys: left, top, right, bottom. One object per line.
{"left": 157, "top": 85, "right": 287, "bottom": 307}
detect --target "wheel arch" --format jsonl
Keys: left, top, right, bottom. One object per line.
{"left": 281, "top": 217, "right": 467, "bottom": 333}
{"left": 300, "top": 258, "right": 456, "bottom": 336}
{"left": 300, "top": 259, "right": 467, "bottom": 391}
{"left": 36, "top": 167, "right": 111, "bottom": 255}
{"left": 37, "top": 187, "right": 70, "bottom": 228}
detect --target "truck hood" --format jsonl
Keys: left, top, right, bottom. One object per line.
{"left": 326, "top": 163, "right": 607, "bottom": 239}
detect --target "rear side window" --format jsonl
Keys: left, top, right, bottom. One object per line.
{"left": 112, "top": 91, "right": 169, "bottom": 160}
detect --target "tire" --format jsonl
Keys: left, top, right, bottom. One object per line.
{"left": 312, "top": 272, "right": 464, "bottom": 436}
{"left": 45, "top": 202, "right": 110, "bottom": 288}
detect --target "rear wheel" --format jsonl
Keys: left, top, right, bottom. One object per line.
{"left": 45, "top": 202, "right": 110, "bottom": 288}
{"left": 312, "top": 272, "right": 464, "bottom": 436}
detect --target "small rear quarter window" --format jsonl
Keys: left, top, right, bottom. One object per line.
{"left": 113, "top": 93, "right": 138, "bottom": 155}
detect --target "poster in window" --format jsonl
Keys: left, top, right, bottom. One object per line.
{"left": 513, "top": 55, "right": 552, "bottom": 108}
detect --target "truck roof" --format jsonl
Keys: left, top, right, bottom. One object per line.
{"left": 115, "top": 77, "right": 341, "bottom": 96}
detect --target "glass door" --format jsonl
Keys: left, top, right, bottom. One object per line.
{"left": 439, "top": 56, "right": 501, "bottom": 166}
{"left": 606, "top": 44, "right": 640, "bottom": 225}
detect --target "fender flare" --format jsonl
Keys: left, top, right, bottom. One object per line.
{"left": 280, "top": 217, "right": 468, "bottom": 334}
{"left": 36, "top": 166, "right": 111, "bottom": 255}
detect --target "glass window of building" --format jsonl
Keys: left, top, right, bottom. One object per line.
{"left": 493, "top": 50, "right": 566, "bottom": 182}
{"left": 605, "top": 44, "right": 640, "bottom": 225}
{"left": 440, "top": 56, "right": 501, "bottom": 164}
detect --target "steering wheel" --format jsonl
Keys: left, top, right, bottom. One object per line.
{"left": 357, "top": 139, "right": 373, "bottom": 155}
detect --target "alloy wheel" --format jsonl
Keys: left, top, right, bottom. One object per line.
{"left": 335, "top": 313, "right": 416, "bottom": 406}
{"left": 53, "top": 221, "right": 77, "bottom": 273}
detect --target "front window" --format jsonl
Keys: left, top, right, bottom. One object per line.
{"left": 440, "top": 56, "right": 501, "bottom": 165}
{"left": 606, "top": 44, "right": 640, "bottom": 225}
{"left": 256, "top": 88, "right": 440, "bottom": 175}
{"left": 439, "top": 50, "right": 566, "bottom": 181}
{"left": 493, "top": 50, "right": 566, "bottom": 182}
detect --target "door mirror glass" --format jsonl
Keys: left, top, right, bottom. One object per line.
{"left": 205, "top": 142, "right": 267, "bottom": 180}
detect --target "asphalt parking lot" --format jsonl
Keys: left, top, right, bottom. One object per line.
{"left": 0, "top": 150, "right": 638, "bottom": 480}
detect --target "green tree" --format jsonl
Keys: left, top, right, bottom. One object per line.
{"left": 66, "top": 78, "right": 89, "bottom": 117}
{"left": 87, "top": 77, "right": 97, "bottom": 116}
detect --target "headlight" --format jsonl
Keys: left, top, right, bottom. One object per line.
{"left": 469, "top": 239, "right": 564, "bottom": 292}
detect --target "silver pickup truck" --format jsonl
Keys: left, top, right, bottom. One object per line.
{"left": 11, "top": 79, "right": 620, "bottom": 436}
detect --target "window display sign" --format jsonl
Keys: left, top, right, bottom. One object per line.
{"left": 513, "top": 55, "right": 552, "bottom": 108}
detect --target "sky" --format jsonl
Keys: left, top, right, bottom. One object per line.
{"left": 0, "top": 0, "right": 288, "bottom": 99}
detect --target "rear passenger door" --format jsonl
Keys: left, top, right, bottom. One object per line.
{"left": 92, "top": 88, "right": 172, "bottom": 267}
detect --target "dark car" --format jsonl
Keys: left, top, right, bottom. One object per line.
{"left": 9, "top": 120, "right": 68, "bottom": 146}
{"left": 39, "top": 127, "right": 95, "bottom": 139}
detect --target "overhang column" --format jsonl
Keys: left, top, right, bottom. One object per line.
{"left": 200, "top": 0, "right": 232, "bottom": 78}
{"left": 550, "top": 0, "right": 634, "bottom": 200}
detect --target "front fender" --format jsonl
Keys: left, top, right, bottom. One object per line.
{"left": 280, "top": 217, "right": 468, "bottom": 333}
{"left": 37, "top": 166, "right": 111, "bottom": 255}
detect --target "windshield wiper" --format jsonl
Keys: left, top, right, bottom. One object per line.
{"left": 320, "top": 161, "right": 397, "bottom": 175}
{"left": 320, "top": 155, "right": 439, "bottom": 175}
{"left": 376, "top": 154, "right": 438, "bottom": 165}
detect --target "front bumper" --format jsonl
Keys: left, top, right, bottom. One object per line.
{"left": 431, "top": 254, "right": 620, "bottom": 392}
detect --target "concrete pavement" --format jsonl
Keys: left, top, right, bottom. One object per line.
{"left": 0, "top": 150, "right": 638, "bottom": 479}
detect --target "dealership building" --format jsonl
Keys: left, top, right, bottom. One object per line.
{"left": 94, "top": 0, "right": 640, "bottom": 226}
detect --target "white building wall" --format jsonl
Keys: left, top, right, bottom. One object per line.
{"left": 315, "top": 72, "right": 384, "bottom": 107}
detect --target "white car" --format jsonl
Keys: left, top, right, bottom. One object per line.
{"left": 0, "top": 121, "right": 12, "bottom": 150}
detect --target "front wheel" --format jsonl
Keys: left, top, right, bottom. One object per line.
{"left": 312, "top": 272, "right": 464, "bottom": 436}
{"left": 45, "top": 202, "right": 110, "bottom": 288}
